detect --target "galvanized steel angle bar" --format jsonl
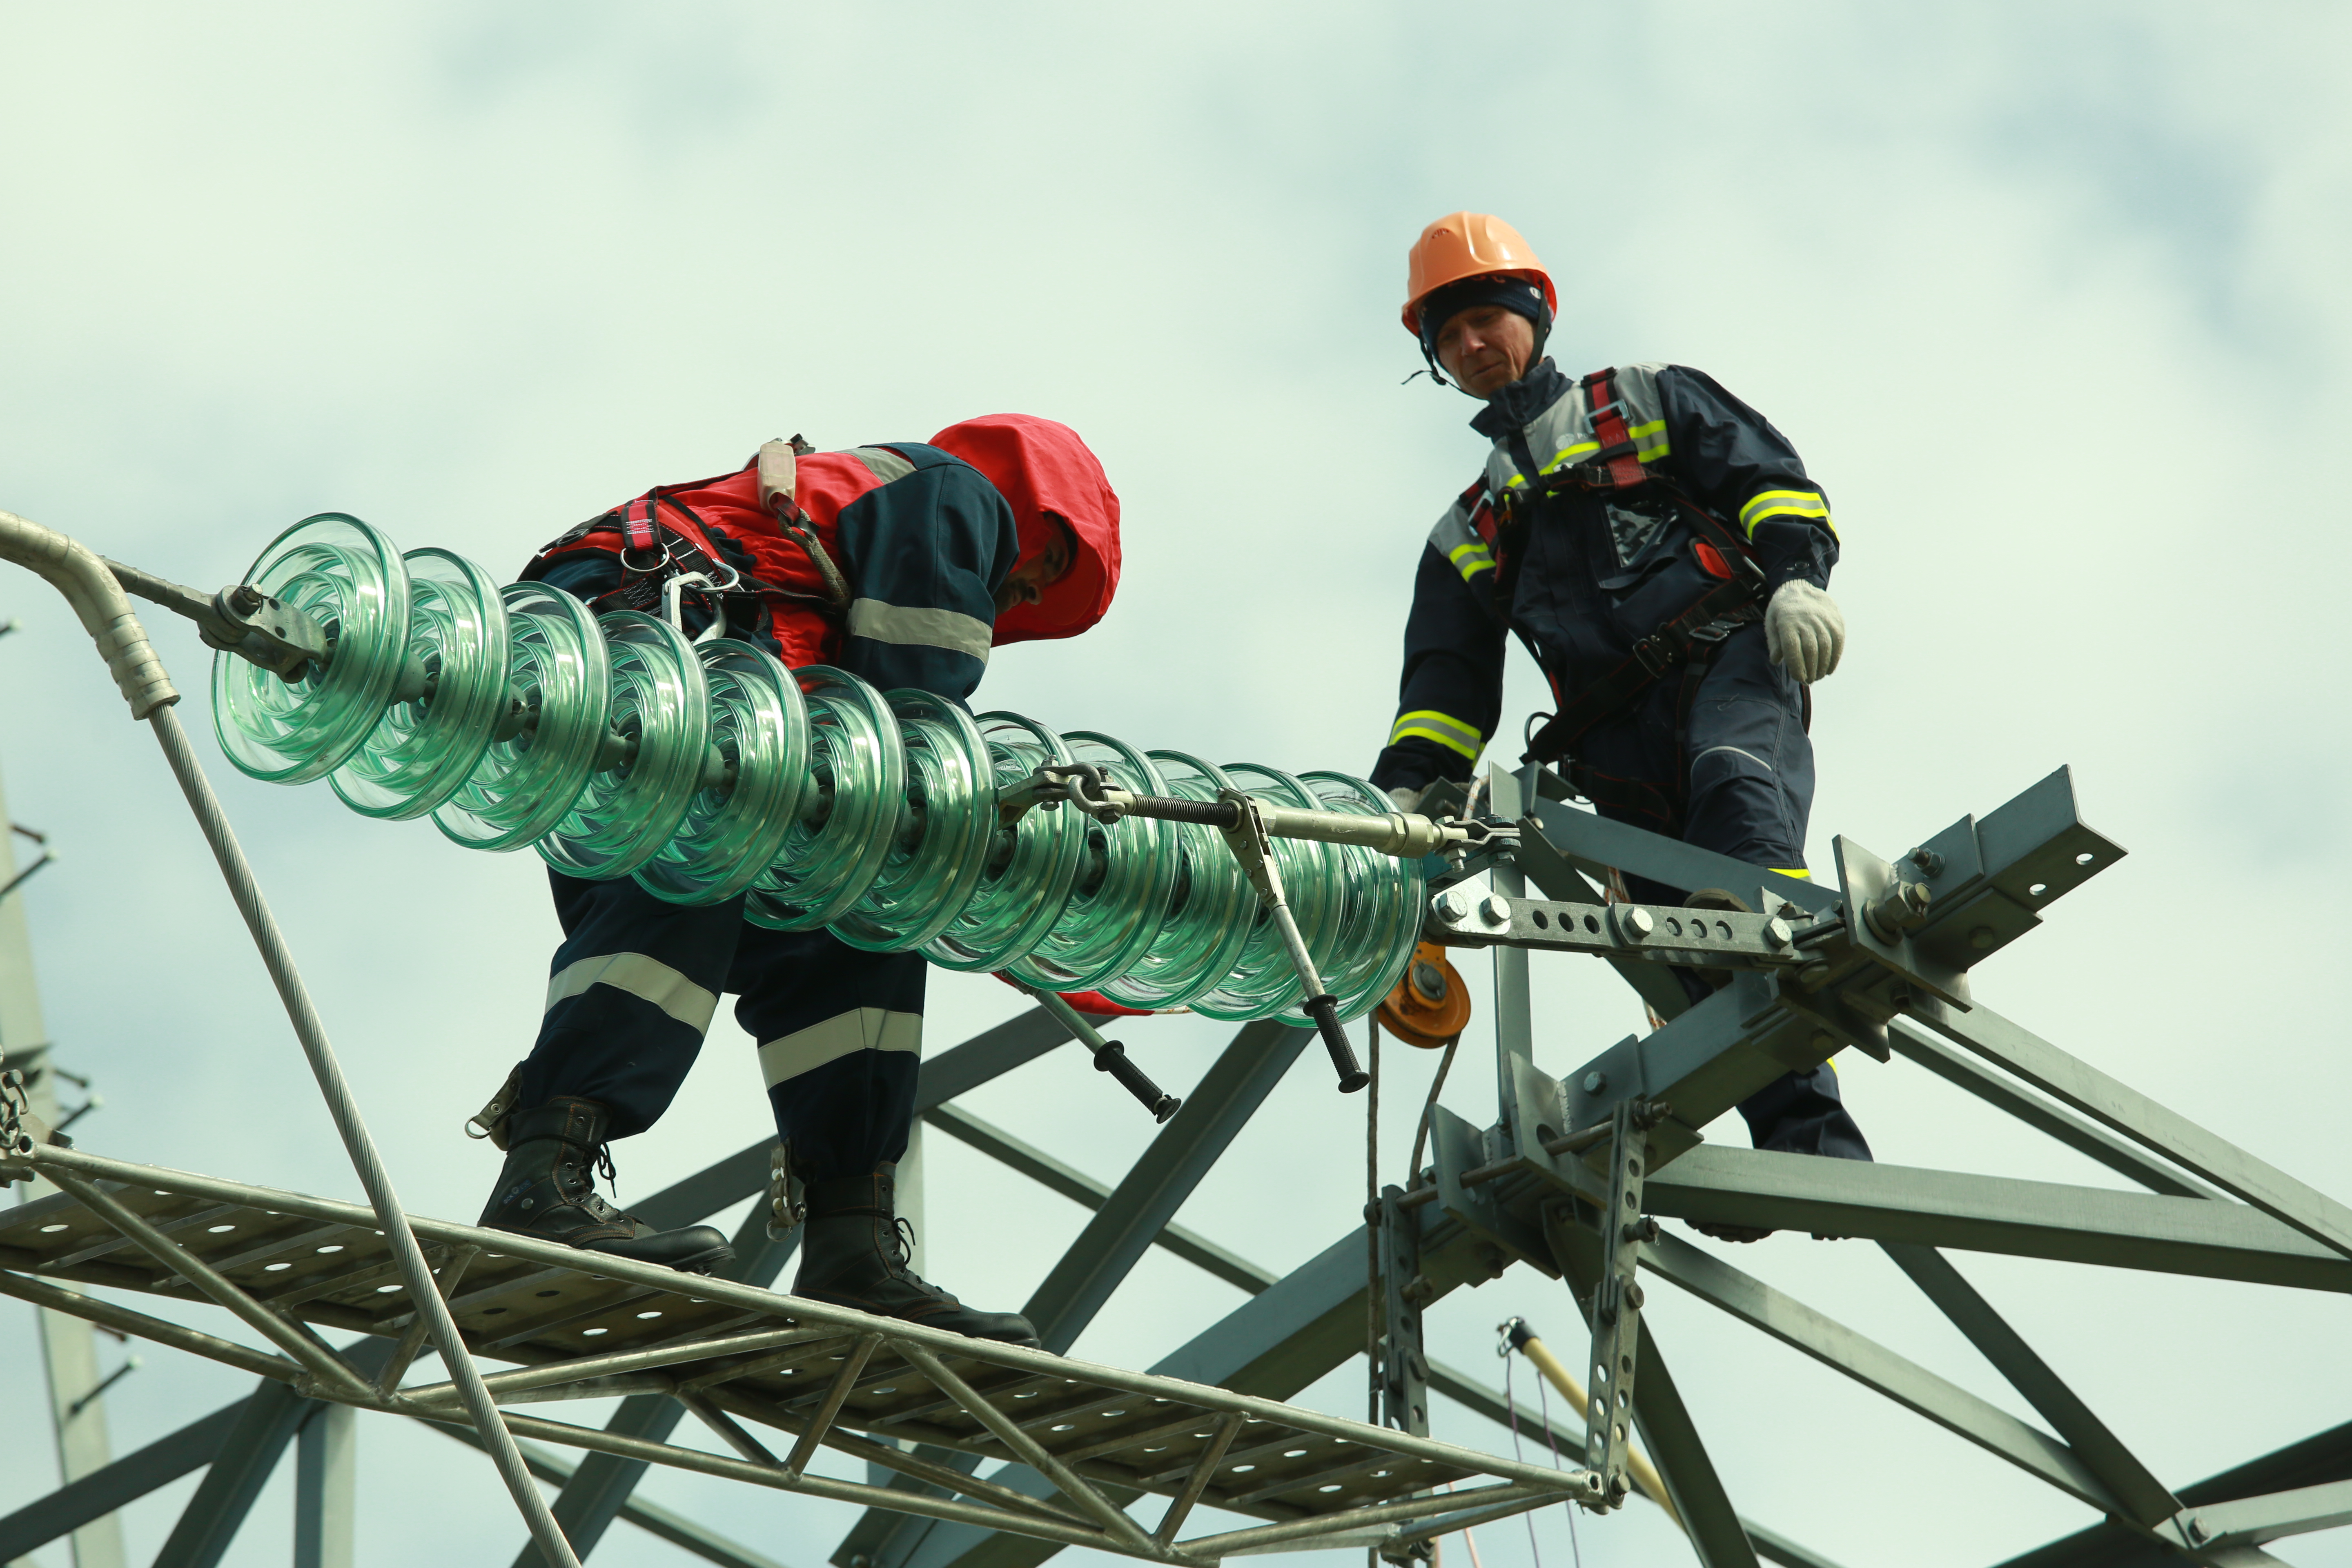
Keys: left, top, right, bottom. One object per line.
{"left": 1881, "top": 1241, "right": 2180, "bottom": 1526}
{"left": 1887, "top": 1019, "right": 2219, "bottom": 1200}
{"left": 1428, "top": 1102, "right": 1554, "bottom": 1276}
{"left": 1913, "top": 996, "right": 2352, "bottom": 1263}
{"left": 1584, "top": 1100, "right": 1649, "bottom": 1503}
{"left": 1637, "top": 1229, "right": 2117, "bottom": 1509}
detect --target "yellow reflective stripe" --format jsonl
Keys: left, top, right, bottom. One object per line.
{"left": 1388, "top": 709, "right": 1483, "bottom": 760}
{"left": 1447, "top": 540, "right": 1495, "bottom": 578}
{"left": 1739, "top": 489, "right": 1834, "bottom": 539}
{"left": 1769, "top": 868, "right": 1812, "bottom": 880}
{"left": 1499, "top": 424, "right": 1672, "bottom": 490}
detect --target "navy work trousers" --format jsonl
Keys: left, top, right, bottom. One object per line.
{"left": 516, "top": 870, "right": 927, "bottom": 1181}
{"left": 1576, "top": 624, "right": 1870, "bottom": 1160}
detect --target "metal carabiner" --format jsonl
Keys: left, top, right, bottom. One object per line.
{"left": 661, "top": 572, "right": 731, "bottom": 644}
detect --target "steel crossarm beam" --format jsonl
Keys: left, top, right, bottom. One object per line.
{"left": 920, "top": 1104, "right": 1272, "bottom": 1294}
{"left": 1912, "top": 998, "right": 2352, "bottom": 1261}
{"left": 634, "top": 1007, "right": 1077, "bottom": 1232}
{"left": 2170, "top": 1478, "right": 2352, "bottom": 1549}
{"left": 42, "top": 1169, "right": 377, "bottom": 1402}
{"left": 1991, "top": 1419, "right": 2352, "bottom": 1568}
{"left": 1512, "top": 824, "right": 1696, "bottom": 1023}
{"left": 0, "top": 1400, "right": 240, "bottom": 1559}
{"left": 1019, "top": 1020, "right": 1303, "bottom": 1352}
{"left": 1880, "top": 1243, "right": 2179, "bottom": 1525}
{"left": 153, "top": 1339, "right": 396, "bottom": 1568}
{"left": 1886, "top": 1022, "right": 2222, "bottom": 1201}
{"left": 1637, "top": 1147, "right": 2352, "bottom": 1292}
{"left": 1639, "top": 1232, "right": 2116, "bottom": 1507}
{"left": 1522, "top": 793, "right": 1839, "bottom": 915}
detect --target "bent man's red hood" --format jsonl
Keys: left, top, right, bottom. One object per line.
{"left": 929, "top": 414, "right": 1120, "bottom": 645}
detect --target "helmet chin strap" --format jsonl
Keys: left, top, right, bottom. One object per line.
{"left": 1410, "top": 306, "right": 1551, "bottom": 393}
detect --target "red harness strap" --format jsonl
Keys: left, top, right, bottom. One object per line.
{"left": 1579, "top": 368, "right": 1650, "bottom": 490}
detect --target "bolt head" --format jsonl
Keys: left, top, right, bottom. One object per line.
{"left": 1970, "top": 925, "right": 1996, "bottom": 951}
{"left": 1765, "top": 917, "right": 1793, "bottom": 949}
{"left": 1479, "top": 893, "right": 1511, "bottom": 927}
{"left": 1622, "top": 907, "right": 1654, "bottom": 940}
{"left": 1434, "top": 890, "right": 1468, "bottom": 922}
{"left": 1583, "top": 1071, "right": 1606, "bottom": 1094}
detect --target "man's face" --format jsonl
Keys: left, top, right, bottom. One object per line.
{"left": 994, "top": 516, "right": 1075, "bottom": 614}
{"left": 1433, "top": 304, "right": 1536, "bottom": 399}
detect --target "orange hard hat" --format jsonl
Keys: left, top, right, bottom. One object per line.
{"left": 1401, "top": 212, "right": 1557, "bottom": 336}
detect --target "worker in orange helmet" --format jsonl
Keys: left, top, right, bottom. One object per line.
{"left": 1374, "top": 214, "right": 1867, "bottom": 1227}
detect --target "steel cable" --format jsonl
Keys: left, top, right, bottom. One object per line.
{"left": 149, "top": 704, "right": 581, "bottom": 1567}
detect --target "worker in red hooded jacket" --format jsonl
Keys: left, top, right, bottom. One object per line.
{"left": 470, "top": 416, "right": 1120, "bottom": 1347}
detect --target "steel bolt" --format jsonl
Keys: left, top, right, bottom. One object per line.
{"left": 1810, "top": 1030, "right": 1833, "bottom": 1052}
{"left": 1583, "top": 1071, "right": 1606, "bottom": 1094}
{"left": 1764, "top": 917, "right": 1793, "bottom": 950}
{"left": 1479, "top": 893, "right": 1511, "bottom": 927}
{"left": 1970, "top": 925, "right": 1996, "bottom": 951}
{"left": 1619, "top": 907, "right": 1654, "bottom": 941}
{"left": 1434, "top": 890, "right": 1469, "bottom": 922}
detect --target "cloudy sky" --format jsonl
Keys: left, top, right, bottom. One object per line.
{"left": 3, "top": 4, "right": 2350, "bottom": 1566}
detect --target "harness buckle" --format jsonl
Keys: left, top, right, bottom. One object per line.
{"left": 1630, "top": 632, "right": 1679, "bottom": 677}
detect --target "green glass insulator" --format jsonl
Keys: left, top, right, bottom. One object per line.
{"left": 538, "top": 612, "right": 713, "bottom": 880}
{"left": 744, "top": 666, "right": 905, "bottom": 931}
{"left": 633, "top": 639, "right": 811, "bottom": 906}
{"left": 832, "top": 691, "right": 996, "bottom": 953}
{"left": 432, "top": 581, "right": 612, "bottom": 852}
{"left": 921, "top": 713, "right": 1085, "bottom": 973}
{"left": 330, "top": 548, "right": 512, "bottom": 820}
{"left": 1297, "top": 770, "right": 1425, "bottom": 1020}
{"left": 212, "top": 514, "right": 412, "bottom": 785}
{"left": 1007, "top": 732, "right": 1177, "bottom": 993}
{"left": 1189, "top": 763, "right": 1334, "bottom": 1022}
{"left": 1095, "top": 750, "right": 1257, "bottom": 1012}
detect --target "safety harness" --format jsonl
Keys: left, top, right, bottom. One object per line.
{"left": 1479, "top": 369, "right": 1772, "bottom": 831}
{"left": 519, "top": 436, "right": 850, "bottom": 645}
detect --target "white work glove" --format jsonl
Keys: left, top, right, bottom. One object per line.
{"left": 1764, "top": 580, "right": 1845, "bottom": 685}
{"left": 1386, "top": 785, "right": 1424, "bottom": 814}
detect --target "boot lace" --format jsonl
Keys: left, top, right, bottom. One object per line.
{"left": 890, "top": 1216, "right": 918, "bottom": 1267}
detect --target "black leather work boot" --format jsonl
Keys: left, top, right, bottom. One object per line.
{"left": 478, "top": 1097, "right": 733, "bottom": 1274}
{"left": 792, "top": 1165, "right": 1040, "bottom": 1345}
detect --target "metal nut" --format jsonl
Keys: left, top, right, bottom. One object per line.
{"left": 1434, "top": 890, "right": 1469, "bottom": 922}
{"left": 1479, "top": 893, "right": 1511, "bottom": 928}
{"left": 1764, "top": 917, "right": 1793, "bottom": 950}
{"left": 1970, "top": 925, "right": 1996, "bottom": 951}
{"left": 1582, "top": 1071, "right": 1606, "bottom": 1094}
{"left": 1619, "top": 907, "right": 1654, "bottom": 941}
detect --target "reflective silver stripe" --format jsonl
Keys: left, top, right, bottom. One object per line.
{"left": 846, "top": 599, "right": 993, "bottom": 664}
{"left": 757, "top": 1007, "right": 922, "bottom": 1088}
{"left": 543, "top": 952, "right": 719, "bottom": 1033}
{"left": 1427, "top": 500, "right": 1494, "bottom": 583}
{"left": 849, "top": 445, "right": 916, "bottom": 485}
{"left": 1692, "top": 744, "right": 1775, "bottom": 774}
{"left": 1488, "top": 361, "right": 1670, "bottom": 492}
